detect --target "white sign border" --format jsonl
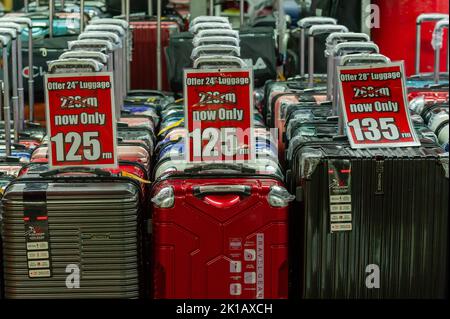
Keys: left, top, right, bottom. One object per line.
{"left": 44, "top": 72, "right": 118, "bottom": 169}
{"left": 183, "top": 67, "right": 255, "bottom": 164}
{"left": 336, "top": 61, "right": 421, "bottom": 149}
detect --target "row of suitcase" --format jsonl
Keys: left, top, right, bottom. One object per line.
{"left": 262, "top": 15, "right": 449, "bottom": 298}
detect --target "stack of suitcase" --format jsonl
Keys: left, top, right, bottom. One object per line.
{"left": 1, "top": 14, "right": 157, "bottom": 298}
{"left": 150, "top": 16, "right": 292, "bottom": 299}
{"left": 260, "top": 15, "right": 449, "bottom": 298}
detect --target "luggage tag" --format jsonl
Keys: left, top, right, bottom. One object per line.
{"left": 158, "top": 118, "right": 184, "bottom": 136}
{"left": 328, "top": 159, "right": 352, "bottom": 233}
{"left": 23, "top": 183, "right": 53, "bottom": 278}
{"left": 120, "top": 170, "right": 152, "bottom": 184}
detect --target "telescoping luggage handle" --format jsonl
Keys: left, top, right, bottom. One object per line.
{"left": 0, "top": 22, "right": 25, "bottom": 132}
{"left": 60, "top": 51, "right": 109, "bottom": 65}
{"left": 195, "top": 29, "right": 240, "bottom": 39}
{"left": 415, "top": 13, "right": 449, "bottom": 75}
{"left": 47, "top": 58, "right": 104, "bottom": 73}
{"left": 0, "top": 36, "right": 12, "bottom": 156}
{"left": 297, "top": 17, "right": 337, "bottom": 76}
{"left": 330, "top": 42, "right": 380, "bottom": 108}
{"left": 325, "top": 32, "right": 371, "bottom": 100}
{"left": 0, "top": 17, "right": 34, "bottom": 122}
{"left": 336, "top": 53, "right": 391, "bottom": 135}
{"left": 432, "top": 19, "right": 449, "bottom": 83}
{"left": 68, "top": 39, "right": 114, "bottom": 65}
{"left": 193, "top": 36, "right": 240, "bottom": 48}
{"left": 191, "top": 45, "right": 241, "bottom": 60}
{"left": 0, "top": 27, "right": 21, "bottom": 143}
{"left": 307, "top": 24, "right": 349, "bottom": 87}
{"left": 193, "top": 56, "right": 247, "bottom": 69}
{"left": 0, "top": 17, "right": 34, "bottom": 123}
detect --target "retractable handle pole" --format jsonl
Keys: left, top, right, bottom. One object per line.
{"left": 415, "top": 13, "right": 449, "bottom": 75}
{"left": 0, "top": 28, "right": 20, "bottom": 142}
{"left": 1, "top": 35, "right": 12, "bottom": 154}
{"left": 240, "top": 0, "right": 245, "bottom": 26}
{"left": 24, "top": 0, "right": 29, "bottom": 13}
{"left": 125, "top": 0, "right": 130, "bottom": 93}
{"left": 307, "top": 24, "right": 348, "bottom": 87}
{"left": 297, "top": 17, "right": 337, "bottom": 77}
{"left": 148, "top": 0, "right": 153, "bottom": 16}
{"left": 209, "top": 0, "right": 214, "bottom": 16}
{"left": 49, "top": 0, "right": 54, "bottom": 38}
{"left": 80, "top": 0, "right": 85, "bottom": 32}
{"left": 0, "top": 81, "right": 8, "bottom": 156}
{"left": 1, "top": 17, "right": 34, "bottom": 123}
{"left": 331, "top": 42, "right": 380, "bottom": 118}
{"left": 432, "top": 19, "right": 449, "bottom": 83}
{"left": 0, "top": 22, "right": 26, "bottom": 130}
{"left": 325, "top": 32, "right": 370, "bottom": 100}
{"left": 157, "top": 0, "right": 162, "bottom": 90}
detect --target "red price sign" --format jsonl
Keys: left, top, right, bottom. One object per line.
{"left": 45, "top": 73, "right": 118, "bottom": 168}
{"left": 184, "top": 69, "right": 254, "bottom": 162}
{"left": 337, "top": 62, "right": 420, "bottom": 148}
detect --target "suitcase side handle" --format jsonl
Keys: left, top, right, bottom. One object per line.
{"left": 193, "top": 185, "right": 251, "bottom": 197}
{"left": 184, "top": 163, "right": 256, "bottom": 174}
{"left": 40, "top": 167, "right": 112, "bottom": 177}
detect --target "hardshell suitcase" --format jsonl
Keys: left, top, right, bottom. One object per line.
{"left": 1, "top": 167, "right": 148, "bottom": 298}
{"left": 130, "top": 19, "right": 180, "bottom": 91}
{"left": 151, "top": 164, "right": 293, "bottom": 299}
{"left": 288, "top": 136, "right": 449, "bottom": 298}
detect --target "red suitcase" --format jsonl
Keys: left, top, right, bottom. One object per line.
{"left": 130, "top": 20, "right": 180, "bottom": 91}
{"left": 151, "top": 165, "right": 292, "bottom": 299}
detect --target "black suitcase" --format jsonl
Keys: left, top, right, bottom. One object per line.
{"left": 166, "top": 27, "right": 277, "bottom": 92}
{"left": 287, "top": 131, "right": 448, "bottom": 298}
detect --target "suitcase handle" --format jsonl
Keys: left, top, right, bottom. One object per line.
{"left": 40, "top": 167, "right": 112, "bottom": 177}
{"left": 415, "top": 13, "right": 449, "bottom": 74}
{"left": 0, "top": 156, "right": 21, "bottom": 163}
{"left": 184, "top": 163, "right": 256, "bottom": 174}
{"left": 297, "top": 17, "right": 337, "bottom": 29}
{"left": 127, "top": 90, "right": 166, "bottom": 97}
{"left": 193, "top": 185, "right": 251, "bottom": 197}
{"left": 297, "top": 17, "right": 338, "bottom": 76}
{"left": 307, "top": 24, "right": 349, "bottom": 88}
{"left": 433, "top": 19, "right": 449, "bottom": 83}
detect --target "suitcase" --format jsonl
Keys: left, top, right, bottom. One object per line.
{"left": 0, "top": 166, "right": 148, "bottom": 298}
{"left": 130, "top": 19, "right": 180, "bottom": 91}
{"left": 286, "top": 122, "right": 449, "bottom": 298}
{"left": 151, "top": 163, "right": 292, "bottom": 299}
{"left": 167, "top": 27, "right": 277, "bottom": 92}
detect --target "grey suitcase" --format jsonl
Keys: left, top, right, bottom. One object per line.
{"left": 1, "top": 166, "right": 147, "bottom": 298}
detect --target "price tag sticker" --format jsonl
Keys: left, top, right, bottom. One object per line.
{"left": 337, "top": 62, "right": 420, "bottom": 148}
{"left": 45, "top": 73, "right": 118, "bottom": 168}
{"left": 184, "top": 68, "right": 254, "bottom": 163}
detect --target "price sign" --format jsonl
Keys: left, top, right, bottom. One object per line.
{"left": 45, "top": 73, "right": 118, "bottom": 168}
{"left": 337, "top": 62, "right": 420, "bottom": 148}
{"left": 184, "top": 69, "right": 254, "bottom": 162}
